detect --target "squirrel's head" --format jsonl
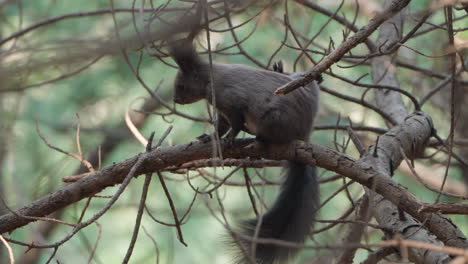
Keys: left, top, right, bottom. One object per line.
{"left": 173, "top": 69, "right": 208, "bottom": 104}
{"left": 170, "top": 41, "right": 209, "bottom": 104}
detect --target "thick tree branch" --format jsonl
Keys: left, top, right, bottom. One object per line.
{"left": 0, "top": 112, "right": 466, "bottom": 250}
{"left": 419, "top": 203, "right": 468, "bottom": 215}
{"left": 371, "top": 4, "right": 407, "bottom": 123}
{"left": 361, "top": 3, "right": 452, "bottom": 263}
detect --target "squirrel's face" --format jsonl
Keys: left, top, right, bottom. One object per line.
{"left": 173, "top": 70, "right": 207, "bottom": 104}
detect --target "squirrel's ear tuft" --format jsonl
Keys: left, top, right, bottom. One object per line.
{"left": 169, "top": 40, "right": 201, "bottom": 73}
{"left": 272, "top": 60, "right": 284, "bottom": 73}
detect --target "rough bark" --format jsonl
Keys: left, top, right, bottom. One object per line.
{"left": 363, "top": 4, "right": 450, "bottom": 264}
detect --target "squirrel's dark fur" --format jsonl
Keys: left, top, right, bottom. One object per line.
{"left": 170, "top": 41, "right": 320, "bottom": 264}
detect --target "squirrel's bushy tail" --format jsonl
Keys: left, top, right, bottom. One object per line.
{"left": 235, "top": 161, "right": 319, "bottom": 264}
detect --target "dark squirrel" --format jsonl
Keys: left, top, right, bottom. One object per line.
{"left": 170, "top": 41, "right": 320, "bottom": 264}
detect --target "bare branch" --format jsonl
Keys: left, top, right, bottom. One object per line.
{"left": 275, "top": 0, "right": 412, "bottom": 95}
